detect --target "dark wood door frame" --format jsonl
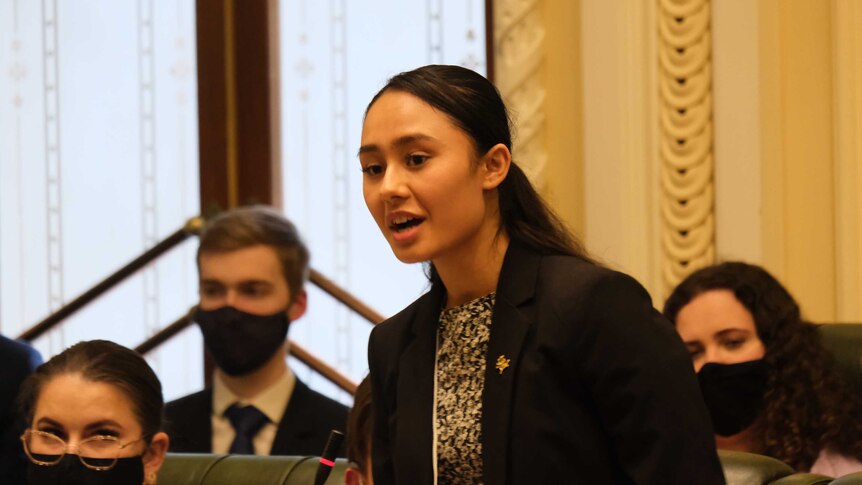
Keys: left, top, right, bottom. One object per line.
{"left": 196, "top": 0, "right": 281, "bottom": 214}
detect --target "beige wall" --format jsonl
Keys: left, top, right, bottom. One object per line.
{"left": 541, "top": 0, "right": 585, "bottom": 238}
{"left": 714, "top": 0, "right": 862, "bottom": 322}
{"left": 495, "top": 0, "right": 862, "bottom": 319}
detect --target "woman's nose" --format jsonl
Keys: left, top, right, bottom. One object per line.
{"left": 379, "top": 165, "right": 408, "bottom": 201}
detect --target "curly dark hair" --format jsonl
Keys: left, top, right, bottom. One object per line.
{"left": 663, "top": 262, "right": 862, "bottom": 471}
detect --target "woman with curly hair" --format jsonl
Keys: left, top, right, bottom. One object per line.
{"left": 664, "top": 262, "right": 862, "bottom": 475}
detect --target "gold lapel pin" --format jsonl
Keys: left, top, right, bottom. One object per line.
{"left": 495, "top": 355, "right": 511, "bottom": 374}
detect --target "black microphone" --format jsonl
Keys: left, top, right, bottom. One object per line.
{"left": 314, "top": 429, "right": 344, "bottom": 485}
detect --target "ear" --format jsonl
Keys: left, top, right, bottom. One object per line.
{"left": 480, "top": 143, "right": 511, "bottom": 190}
{"left": 344, "top": 467, "right": 364, "bottom": 485}
{"left": 287, "top": 289, "right": 308, "bottom": 321}
{"left": 142, "top": 432, "right": 169, "bottom": 479}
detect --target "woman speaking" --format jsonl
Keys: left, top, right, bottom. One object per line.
{"left": 359, "top": 65, "right": 724, "bottom": 484}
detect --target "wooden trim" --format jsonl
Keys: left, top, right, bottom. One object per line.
{"left": 196, "top": 0, "right": 229, "bottom": 214}
{"left": 290, "top": 341, "right": 357, "bottom": 395}
{"left": 485, "top": 0, "right": 494, "bottom": 81}
{"left": 196, "top": 0, "right": 280, "bottom": 212}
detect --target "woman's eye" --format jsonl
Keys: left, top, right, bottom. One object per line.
{"left": 38, "top": 427, "right": 65, "bottom": 439}
{"left": 407, "top": 154, "right": 428, "bottom": 166}
{"left": 94, "top": 429, "right": 119, "bottom": 438}
{"left": 686, "top": 346, "right": 703, "bottom": 360}
{"left": 361, "top": 164, "right": 383, "bottom": 176}
{"left": 724, "top": 339, "right": 745, "bottom": 350}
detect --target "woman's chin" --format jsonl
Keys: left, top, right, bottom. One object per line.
{"left": 388, "top": 244, "right": 429, "bottom": 265}
{"left": 391, "top": 251, "right": 426, "bottom": 265}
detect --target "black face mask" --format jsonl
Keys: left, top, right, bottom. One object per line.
{"left": 27, "top": 454, "right": 144, "bottom": 485}
{"left": 196, "top": 306, "right": 289, "bottom": 376}
{"left": 697, "top": 359, "right": 769, "bottom": 437}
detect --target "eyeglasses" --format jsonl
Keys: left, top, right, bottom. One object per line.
{"left": 20, "top": 429, "right": 146, "bottom": 471}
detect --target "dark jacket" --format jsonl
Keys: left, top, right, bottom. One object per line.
{"left": 369, "top": 242, "right": 725, "bottom": 484}
{"left": 165, "top": 378, "right": 348, "bottom": 457}
{"left": 0, "top": 336, "right": 42, "bottom": 485}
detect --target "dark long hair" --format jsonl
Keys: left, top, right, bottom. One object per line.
{"left": 18, "top": 340, "right": 164, "bottom": 442}
{"left": 664, "top": 262, "right": 862, "bottom": 470}
{"left": 366, "top": 65, "right": 591, "bottom": 282}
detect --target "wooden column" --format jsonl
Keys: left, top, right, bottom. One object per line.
{"left": 196, "top": 0, "right": 281, "bottom": 213}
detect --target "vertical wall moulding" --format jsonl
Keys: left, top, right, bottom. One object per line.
{"left": 493, "top": 0, "right": 546, "bottom": 188}
{"left": 832, "top": 0, "right": 862, "bottom": 321}
{"left": 9, "top": 0, "right": 28, "bottom": 332}
{"left": 139, "top": 0, "right": 160, "bottom": 344}
{"left": 330, "top": 0, "right": 351, "bottom": 374}
{"left": 43, "top": 0, "right": 64, "bottom": 351}
{"left": 293, "top": 0, "right": 313, "bottom": 230}
{"left": 427, "top": 0, "right": 443, "bottom": 63}
{"left": 657, "top": 0, "right": 715, "bottom": 293}
{"left": 460, "top": 1, "right": 482, "bottom": 71}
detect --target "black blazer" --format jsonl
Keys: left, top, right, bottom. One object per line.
{"left": 0, "top": 336, "right": 42, "bottom": 485}
{"left": 369, "top": 242, "right": 725, "bottom": 484}
{"left": 165, "top": 378, "right": 348, "bottom": 457}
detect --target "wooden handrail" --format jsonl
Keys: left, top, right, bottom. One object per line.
{"left": 17, "top": 217, "right": 204, "bottom": 342}
{"left": 134, "top": 308, "right": 197, "bottom": 355}
{"left": 309, "top": 269, "right": 385, "bottom": 325}
{"left": 289, "top": 341, "right": 357, "bottom": 395}
{"left": 17, "top": 213, "right": 377, "bottom": 397}
{"left": 135, "top": 307, "right": 358, "bottom": 395}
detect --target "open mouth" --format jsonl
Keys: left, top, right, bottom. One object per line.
{"left": 389, "top": 216, "right": 425, "bottom": 233}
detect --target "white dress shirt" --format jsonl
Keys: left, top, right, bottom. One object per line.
{"left": 211, "top": 367, "right": 296, "bottom": 455}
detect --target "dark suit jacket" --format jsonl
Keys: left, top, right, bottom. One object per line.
{"left": 369, "top": 242, "right": 725, "bottom": 485}
{"left": 0, "top": 336, "right": 42, "bottom": 485}
{"left": 165, "top": 377, "right": 348, "bottom": 457}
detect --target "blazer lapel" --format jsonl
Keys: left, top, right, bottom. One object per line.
{"left": 395, "top": 283, "right": 443, "bottom": 485}
{"left": 482, "top": 242, "right": 540, "bottom": 485}
{"left": 271, "top": 380, "right": 315, "bottom": 455}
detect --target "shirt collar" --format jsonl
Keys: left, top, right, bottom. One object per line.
{"left": 212, "top": 367, "right": 296, "bottom": 424}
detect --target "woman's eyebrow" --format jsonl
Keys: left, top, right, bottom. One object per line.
{"left": 715, "top": 328, "right": 751, "bottom": 337}
{"left": 35, "top": 417, "right": 63, "bottom": 428}
{"left": 358, "top": 133, "right": 438, "bottom": 157}
{"left": 84, "top": 420, "right": 122, "bottom": 433}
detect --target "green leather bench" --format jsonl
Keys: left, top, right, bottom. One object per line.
{"left": 160, "top": 451, "right": 841, "bottom": 484}
{"left": 719, "top": 450, "right": 832, "bottom": 484}
{"left": 159, "top": 454, "right": 347, "bottom": 484}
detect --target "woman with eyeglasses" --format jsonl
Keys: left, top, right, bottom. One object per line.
{"left": 17, "top": 339, "right": 169, "bottom": 485}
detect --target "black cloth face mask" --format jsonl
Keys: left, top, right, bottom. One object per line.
{"left": 697, "top": 359, "right": 769, "bottom": 437}
{"left": 196, "top": 306, "right": 289, "bottom": 376}
{"left": 27, "top": 454, "right": 144, "bottom": 485}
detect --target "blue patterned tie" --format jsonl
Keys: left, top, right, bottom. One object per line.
{"left": 224, "top": 404, "right": 270, "bottom": 454}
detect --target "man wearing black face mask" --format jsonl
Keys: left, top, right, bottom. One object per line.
{"left": 165, "top": 207, "right": 348, "bottom": 456}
